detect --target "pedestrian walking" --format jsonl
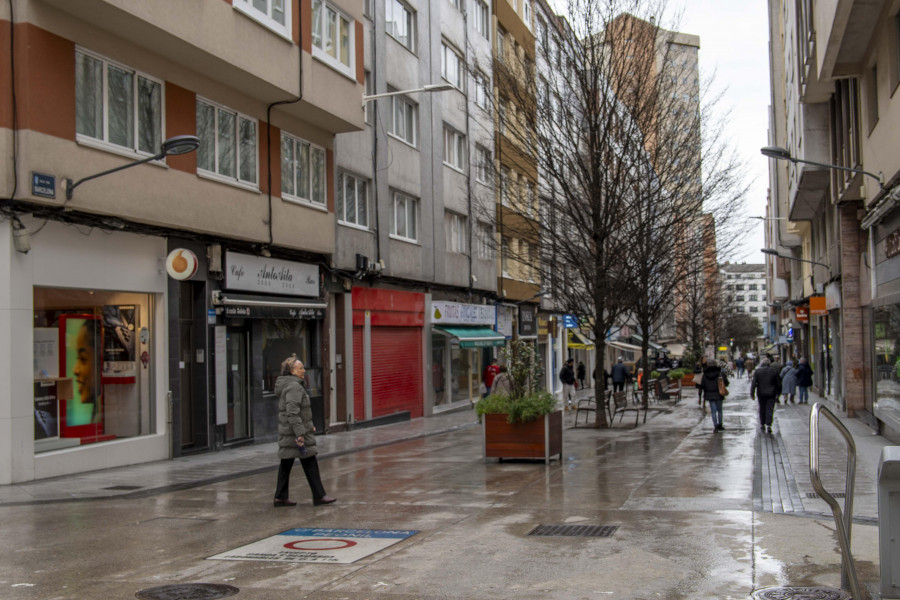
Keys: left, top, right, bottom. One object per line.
{"left": 750, "top": 357, "right": 781, "bottom": 434}
{"left": 610, "top": 357, "right": 631, "bottom": 392}
{"left": 560, "top": 358, "right": 576, "bottom": 410}
{"left": 694, "top": 357, "right": 706, "bottom": 407}
{"left": 577, "top": 361, "right": 586, "bottom": 390}
{"left": 795, "top": 357, "right": 813, "bottom": 404}
{"left": 780, "top": 360, "right": 798, "bottom": 404}
{"left": 745, "top": 357, "right": 755, "bottom": 377}
{"left": 768, "top": 355, "right": 784, "bottom": 403}
{"left": 482, "top": 358, "right": 500, "bottom": 398}
{"left": 491, "top": 365, "right": 513, "bottom": 396}
{"left": 274, "top": 355, "right": 336, "bottom": 507}
{"left": 699, "top": 358, "right": 729, "bottom": 432}
{"left": 735, "top": 357, "right": 745, "bottom": 379}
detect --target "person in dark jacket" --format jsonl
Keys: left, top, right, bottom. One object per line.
{"left": 795, "top": 357, "right": 813, "bottom": 404}
{"left": 694, "top": 357, "right": 706, "bottom": 406}
{"left": 699, "top": 360, "right": 729, "bottom": 432}
{"left": 577, "top": 362, "right": 586, "bottom": 389}
{"left": 273, "top": 355, "right": 336, "bottom": 507}
{"left": 751, "top": 357, "right": 782, "bottom": 434}
{"left": 610, "top": 357, "right": 631, "bottom": 392}
{"left": 560, "top": 358, "right": 576, "bottom": 410}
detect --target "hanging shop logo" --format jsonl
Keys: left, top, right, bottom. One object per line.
{"left": 796, "top": 306, "right": 809, "bottom": 323}
{"left": 166, "top": 248, "right": 199, "bottom": 280}
{"left": 225, "top": 251, "right": 318, "bottom": 297}
{"left": 519, "top": 304, "right": 537, "bottom": 336}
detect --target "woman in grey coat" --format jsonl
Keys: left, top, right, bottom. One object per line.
{"left": 273, "top": 355, "right": 335, "bottom": 507}
{"left": 780, "top": 360, "right": 798, "bottom": 404}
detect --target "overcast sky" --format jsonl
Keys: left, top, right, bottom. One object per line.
{"left": 677, "top": 0, "right": 771, "bottom": 265}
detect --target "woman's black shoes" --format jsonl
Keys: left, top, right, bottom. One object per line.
{"left": 314, "top": 496, "right": 337, "bottom": 506}
{"left": 274, "top": 499, "right": 297, "bottom": 507}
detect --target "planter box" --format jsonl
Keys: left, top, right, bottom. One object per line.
{"left": 483, "top": 410, "right": 563, "bottom": 464}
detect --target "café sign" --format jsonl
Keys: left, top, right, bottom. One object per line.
{"left": 225, "top": 251, "right": 318, "bottom": 297}
{"left": 431, "top": 301, "right": 495, "bottom": 325}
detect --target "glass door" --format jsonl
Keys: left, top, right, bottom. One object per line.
{"left": 225, "top": 329, "right": 250, "bottom": 441}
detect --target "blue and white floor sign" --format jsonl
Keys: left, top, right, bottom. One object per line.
{"left": 208, "top": 528, "right": 419, "bottom": 564}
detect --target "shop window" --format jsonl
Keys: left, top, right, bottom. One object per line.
{"left": 874, "top": 305, "right": 900, "bottom": 413}
{"left": 33, "top": 289, "right": 154, "bottom": 453}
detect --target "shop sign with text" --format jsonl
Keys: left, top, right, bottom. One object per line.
{"left": 431, "top": 301, "right": 495, "bottom": 325}
{"left": 225, "top": 251, "right": 318, "bottom": 297}
{"left": 518, "top": 304, "right": 537, "bottom": 336}
{"left": 796, "top": 306, "right": 809, "bottom": 323}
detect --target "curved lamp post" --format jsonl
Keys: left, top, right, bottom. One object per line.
{"left": 761, "top": 247, "right": 830, "bottom": 271}
{"left": 760, "top": 145, "right": 884, "bottom": 189}
{"left": 66, "top": 134, "right": 201, "bottom": 200}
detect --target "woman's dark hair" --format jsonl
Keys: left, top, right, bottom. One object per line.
{"left": 281, "top": 354, "right": 298, "bottom": 376}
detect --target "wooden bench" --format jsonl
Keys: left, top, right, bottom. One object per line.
{"left": 610, "top": 391, "right": 644, "bottom": 427}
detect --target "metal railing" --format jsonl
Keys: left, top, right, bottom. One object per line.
{"left": 809, "top": 402, "right": 860, "bottom": 599}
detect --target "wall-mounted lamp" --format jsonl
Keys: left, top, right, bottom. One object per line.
{"left": 761, "top": 248, "right": 830, "bottom": 272}
{"left": 760, "top": 145, "right": 884, "bottom": 189}
{"left": 65, "top": 134, "right": 200, "bottom": 200}
{"left": 361, "top": 83, "right": 455, "bottom": 105}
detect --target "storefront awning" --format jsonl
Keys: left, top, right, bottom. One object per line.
{"left": 212, "top": 291, "right": 326, "bottom": 319}
{"left": 608, "top": 340, "right": 643, "bottom": 352}
{"left": 433, "top": 325, "right": 506, "bottom": 348}
{"left": 631, "top": 334, "right": 665, "bottom": 352}
{"left": 568, "top": 330, "right": 595, "bottom": 350}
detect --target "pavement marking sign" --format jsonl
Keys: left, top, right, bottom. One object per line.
{"left": 207, "top": 528, "right": 419, "bottom": 564}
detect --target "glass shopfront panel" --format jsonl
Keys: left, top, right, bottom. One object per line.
{"left": 873, "top": 305, "right": 900, "bottom": 415}
{"left": 33, "top": 287, "right": 154, "bottom": 453}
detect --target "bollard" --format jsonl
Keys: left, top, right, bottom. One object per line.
{"left": 879, "top": 446, "right": 900, "bottom": 599}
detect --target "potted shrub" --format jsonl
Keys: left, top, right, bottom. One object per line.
{"left": 476, "top": 340, "right": 562, "bottom": 464}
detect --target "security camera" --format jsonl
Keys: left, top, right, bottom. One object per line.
{"left": 11, "top": 219, "right": 30, "bottom": 254}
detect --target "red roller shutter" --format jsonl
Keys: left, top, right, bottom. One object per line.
{"left": 353, "top": 326, "right": 364, "bottom": 421}
{"left": 370, "top": 327, "right": 422, "bottom": 418}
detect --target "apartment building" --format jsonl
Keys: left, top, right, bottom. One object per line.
{"left": 0, "top": 0, "right": 365, "bottom": 482}
{"left": 764, "top": 0, "right": 900, "bottom": 435}
{"left": 721, "top": 263, "right": 767, "bottom": 327}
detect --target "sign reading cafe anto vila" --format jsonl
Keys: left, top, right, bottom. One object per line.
{"left": 225, "top": 251, "right": 319, "bottom": 297}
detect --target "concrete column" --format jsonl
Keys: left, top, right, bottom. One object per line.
{"left": 839, "top": 203, "right": 865, "bottom": 416}
{"left": 0, "top": 221, "right": 35, "bottom": 484}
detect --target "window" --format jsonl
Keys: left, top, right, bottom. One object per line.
{"left": 474, "top": 0, "right": 490, "bottom": 40}
{"left": 477, "top": 221, "right": 493, "bottom": 259}
{"left": 233, "top": 0, "right": 290, "bottom": 38}
{"left": 761, "top": 284, "right": 767, "bottom": 290}
{"left": 735, "top": 296, "right": 745, "bottom": 302}
{"left": 749, "top": 295, "right": 758, "bottom": 302}
{"left": 525, "top": 181, "right": 536, "bottom": 216}
{"left": 448, "top": 0, "right": 461, "bottom": 10}
{"left": 735, "top": 284, "right": 745, "bottom": 291}
{"left": 867, "top": 64, "right": 879, "bottom": 132}
{"left": 501, "top": 237, "right": 510, "bottom": 276}
{"left": 197, "top": 98, "right": 258, "bottom": 186}
{"left": 749, "top": 306, "right": 759, "bottom": 313}
{"left": 474, "top": 71, "right": 491, "bottom": 110}
{"left": 391, "top": 192, "right": 418, "bottom": 242}
{"left": 311, "top": 0, "right": 354, "bottom": 75}
{"left": 748, "top": 284, "right": 757, "bottom": 290}
{"left": 500, "top": 166, "right": 511, "bottom": 205}
{"left": 445, "top": 211, "right": 467, "bottom": 254}
{"left": 736, "top": 306, "right": 746, "bottom": 313}
{"left": 281, "top": 133, "right": 325, "bottom": 205}
{"left": 75, "top": 49, "right": 162, "bottom": 157}
{"left": 497, "top": 27, "right": 506, "bottom": 62}
{"left": 441, "top": 42, "right": 464, "bottom": 90}
{"left": 337, "top": 172, "right": 368, "bottom": 228}
{"left": 522, "top": 0, "right": 532, "bottom": 28}
{"left": 390, "top": 93, "right": 418, "bottom": 146}
{"left": 443, "top": 126, "right": 466, "bottom": 170}
{"left": 475, "top": 145, "right": 492, "bottom": 183}
{"left": 386, "top": 0, "right": 415, "bottom": 51}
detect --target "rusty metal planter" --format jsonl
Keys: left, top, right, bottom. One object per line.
{"left": 482, "top": 410, "right": 563, "bottom": 464}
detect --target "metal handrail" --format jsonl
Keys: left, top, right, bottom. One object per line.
{"left": 809, "top": 402, "right": 860, "bottom": 599}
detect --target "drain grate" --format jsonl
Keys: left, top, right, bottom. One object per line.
{"left": 104, "top": 485, "right": 144, "bottom": 491}
{"left": 805, "top": 492, "right": 845, "bottom": 499}
{"left": 751, "top": 586, "right": 850, "bottom": 599}
{"left": 527, "top": 524, "right": 618, "bottom": 537}
{"left": 135, "top": 583, "right": 239, "bottom": 600}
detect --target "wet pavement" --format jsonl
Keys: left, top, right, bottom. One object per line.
{"left": 0, "top": 376, "right": 892, "bottom": 599}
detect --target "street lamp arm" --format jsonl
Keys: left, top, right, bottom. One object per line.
{"left": 761, "top": 248, "right": 830, "bottom": 271}
{"left": 362, "top": 83, "right": 455, "bottom": 104}
{"left": 66, "top": 151, "right": 164, "bottom": 200}
{"left": 760, "top": 145, "right": 883, "bottom": 189}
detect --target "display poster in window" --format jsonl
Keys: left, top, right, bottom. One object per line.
{"left": 33, "top": 327, "right": 60, "bottom": 379}
{"left": 60, "top": 314, "right": 104, "bottom": 431}
{"left": 102, "top": 305, "right": 137, "bottom": 379}
{"left": 33, "top": 380, "right": 59, "bottom": 440}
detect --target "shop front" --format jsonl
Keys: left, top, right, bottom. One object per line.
{"left": 5, "top": 219, "right": 169, "bottom": 483}
{"left": 212, "top": 252, "right": 326, "bottom": 444}
{"left": 430, "top": 300, "right": 504, "bottom": 410}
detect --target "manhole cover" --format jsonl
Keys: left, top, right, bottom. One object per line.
{"left": 751, "top": 586, "right": 851, "bottom": 600}
{"left": 527, "top": 524, "right": 618, "bottom": 537}
{"left": 135, "top": 583, "right": 239, "bottom": 600}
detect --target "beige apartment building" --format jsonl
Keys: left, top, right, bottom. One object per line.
{"left": 765, "top": 0, "right": 900, "bottom": 439}
{"left": 0, "top": 0, "right": 365, "bottom": 482}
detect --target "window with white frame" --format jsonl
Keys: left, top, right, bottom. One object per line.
{"left": 443, "top": 126, "right": 466, "bottom": 171}
{"left": 501, "top": 237, "right": 510, "bottom": 276}
{"left": 500, "top": 166, "right": 511, "bottom": 205}
{"left": 390, "top": 93, "right": 417, "bottom": 146}
{"left": 477, "top": 221, "right": 493, "bottom": 259}
{"left": 441, "top": 41, "right": 464, "bottom": 90}
{"left": 311, "top": 0, "right": 354, "bottom": 76}
{"left": 497, "top": 27, "right": 506, "bottom": 62}
{"left": 233, "top": 0, "right": 290, "bottom": 38}
{"left": 196, "top": 98, "right": 258, "bottom": 186}
{"left": 522, "top": 0, "right": 532, "bottom": 28}
{"left": 474, "top": 71, "right": 490, "bottom": 110}
{"left": 475, "top": 144, "right": 492, "bottom": 183}
{"left": 445, "top": 211, "right": 467, "bottom": 254}
{"left": 281, "top": 133, "right": 325, "bottom": 205}
{"left": 474, "top": 0, "right": 490, "bottom": 40}
{"left": 391, "top": 191, "right": 418, "bottom": 241}
{"left": 75, "top": 49, "right": 163, "bottom": 157}
{"left": 337, "top": 172, "right": 369, "bottom": 228}
{"left": 386, "top": 0, "right": 415, "bottom": 51}
{"left": 525, "top": 181, "right": 536, "bottom": 216}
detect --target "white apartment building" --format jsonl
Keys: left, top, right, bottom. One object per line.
{"left": 721, "top": 264, "right": 767, "bottom": 328}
